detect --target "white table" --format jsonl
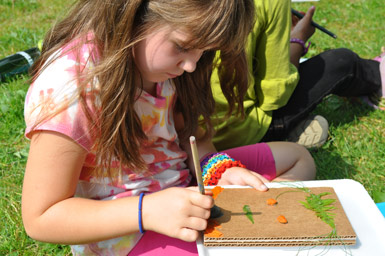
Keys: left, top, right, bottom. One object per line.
{"left": 197, "top": 179, "right": 385, "bottom": 256}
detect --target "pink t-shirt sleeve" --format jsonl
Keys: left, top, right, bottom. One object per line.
{"left": 24, "top": 46, "right": 95, "bottom": 152}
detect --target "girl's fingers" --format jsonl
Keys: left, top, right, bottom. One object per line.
{"left": 187, "top": 204, "right": 211, "bottom": 220}
{"left": 188, "top": 190, "right": 214, "bottom": 209}
{"left": 204, "top": 189, "right": 214, "bottom": 196}
{"left": 218, "top": 167, "right": 268, "bottom": 191}
{"left": 178, "top": 228, "right": 200, "bottom": 242}
{"left": 249, "top": 171, "right": 270, "bottom": 183}
{"left": 186, "top": 186, "right": 213, "bottom": 198}
{"left": 185, "top": 216, "right": 208, "bottom": 231}
{"left": 239, "top": 172, "right": 268, "bottom": 191}
{"left": 304, "top": 6, "right": 315, "bottom": 21}
{"left": 176, "top": 216, "right": 209, "bottom": 242}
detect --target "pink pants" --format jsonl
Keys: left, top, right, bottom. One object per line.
{"left": 128, "top": 143, "right": 276, "bottom": 256}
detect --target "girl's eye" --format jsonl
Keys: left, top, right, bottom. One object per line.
{"left": 175, "top": 44, "right": 189, "bottom": 53}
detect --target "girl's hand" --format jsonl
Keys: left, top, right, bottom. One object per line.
{"left": 141, "top": 187, "right": 214, "bottom": 242}
{"left": 290, "top": 6, "right": 316, "bottom": 42}
{"left": 218, "top": 167, "right": 269, "bottom": 191}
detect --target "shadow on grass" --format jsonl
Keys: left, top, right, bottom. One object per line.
{"left": 309, "top": 95, "right": 375, "bottom": 180}
{"left": 310, "top": 146, "right": 357, "bottom": 181}
{"left": 310, "top": 95, "right": 376, "bottom": 179}
{"left": 313, "top": 95, "right": 375, "bottom": 128}
{"left": 310, "top": 95, "right": 374, "bottom": 180}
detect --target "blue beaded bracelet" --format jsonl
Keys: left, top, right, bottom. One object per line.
{"left": 138, "top": 192, "right": 145, "bottom": 234}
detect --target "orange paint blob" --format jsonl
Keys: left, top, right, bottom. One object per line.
{"left": 205, "top": 219, "right": 223, "bottom": 237}
{"left": 277, "top": 215, "right": 288, "bottom": 224}
{"left": 211, "top": 186, "right": 224, "bottom": 199}
{"left": 267, "top": 198, "right": 277, "bottom": 205}
{"left": 205, "top": 229, "right": 223, "bottom": 238}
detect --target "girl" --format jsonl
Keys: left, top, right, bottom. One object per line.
{"left": 211, "top": 0, "right": 384, "bottom": 150}
{"left": 22, "top": 0, "right": 315, "bottom": 255}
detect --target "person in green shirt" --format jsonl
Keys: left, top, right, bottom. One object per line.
{"left": 211, "top": 0, "right": 383, "bottom": 151}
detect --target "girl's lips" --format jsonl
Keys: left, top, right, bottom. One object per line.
{"left": 167, "top": 72, "right": 182, "bottom": 78}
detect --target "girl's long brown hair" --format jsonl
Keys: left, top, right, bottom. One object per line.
{"left": 30, "top": 0, "right": 255, "bottom": 179}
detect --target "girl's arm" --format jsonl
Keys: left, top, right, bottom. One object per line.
{"left": 175, "top": 114, "right": 268, "bottom": 191}
{"left": 22, "top": 131, "right": 213, "bottom": 244}
{"left": 22, "top": 131, "right": 141, "bottom": 244}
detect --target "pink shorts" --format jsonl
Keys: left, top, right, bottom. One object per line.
{"left": 128, "top": 231, "right": 198, "bottom": 256}
{"left": 221, "top": 142, "right": 276, "bottom": 181}
{"left": 128, "top": 143, "right": 276, "bottom": 256}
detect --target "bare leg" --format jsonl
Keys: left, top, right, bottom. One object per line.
{"left": 267, "top": 142, "right": 316, "bottom": 181}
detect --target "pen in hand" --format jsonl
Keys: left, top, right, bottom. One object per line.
{"left": 189, "top": 136, "right": 205, "bottom": 195}
{"left": 189, "top": 136, "right": 223, "bottom": 219}
{"left": 291, "top": 8, "right": 337, "bottom": 39}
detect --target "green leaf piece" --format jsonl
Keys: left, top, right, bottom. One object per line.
{"left": 243, "top": 204, "right": 254, "bottom": 224}
{"left": 300, "top": 192, "right": 337, "bottom": 229}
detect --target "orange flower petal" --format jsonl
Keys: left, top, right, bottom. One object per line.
{"left": 205, "top": 219, "right": 223, "bottom": 237}
{"left": 205, "top": 229, "right": 223, "bottom": 237}
{"left": 277, "top": 215, "right": 288, "bottom": 224}
{"left": 212, "top": 186, "right": 224, "bottom": 199}
{"left": 267, "top": 198, "right": 277, "bottom": 205}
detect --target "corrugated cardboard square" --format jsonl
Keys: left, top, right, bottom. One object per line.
{"left": 204, "top": 187, "right": 356, "bottom": 247}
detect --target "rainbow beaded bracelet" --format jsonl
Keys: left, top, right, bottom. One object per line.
{"left": 200, "top": 153, "right": 246, "bottom": 186}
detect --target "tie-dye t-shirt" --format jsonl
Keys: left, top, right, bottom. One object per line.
{"left": 24, "top": 38, "right": 192, "bottom": 255}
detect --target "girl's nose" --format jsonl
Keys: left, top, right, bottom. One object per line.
{"left": 178, "top": 50, "right": 203, "bottom": 73}
{"left": 179, "top": 59, "right": 197, "bottom": 73}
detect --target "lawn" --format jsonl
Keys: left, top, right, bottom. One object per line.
{"left": 0, "top": 0, "right": 384, "bottom": 255}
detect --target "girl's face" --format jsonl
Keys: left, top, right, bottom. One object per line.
{"left": 134, "top": 26, "right": 205, "bottom": 90}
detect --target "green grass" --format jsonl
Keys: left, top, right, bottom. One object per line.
{"left": 294, "top": 1, "right": 384, "bottom": 58}
{"left": 1, "top": 0, "right": 384, "bottom": 255}
{"left": 0, "top": 1, "right": 73, "bottom": 255}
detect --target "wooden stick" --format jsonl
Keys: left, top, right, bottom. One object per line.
{"left": 189, "top": 136, "right": 205, "bottom": 194}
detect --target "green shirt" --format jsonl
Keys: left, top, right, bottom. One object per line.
{"left": 211, "top": 0, "right": 299, "bottom": 151}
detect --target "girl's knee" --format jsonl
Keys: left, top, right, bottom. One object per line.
{"left": 322, "top": 48, "right": 359, "bottom": 67}
{"left": 298, "top": 144, "right": 315, "bottom": 165}
{"left": 269, "top": 142, "right": 315, "bottom": 169}
{"left": 267, "top": 141, "right": 316, "bottom": 181}
{"left": 296, "top": 144, "right": 316, "bottom": 179}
